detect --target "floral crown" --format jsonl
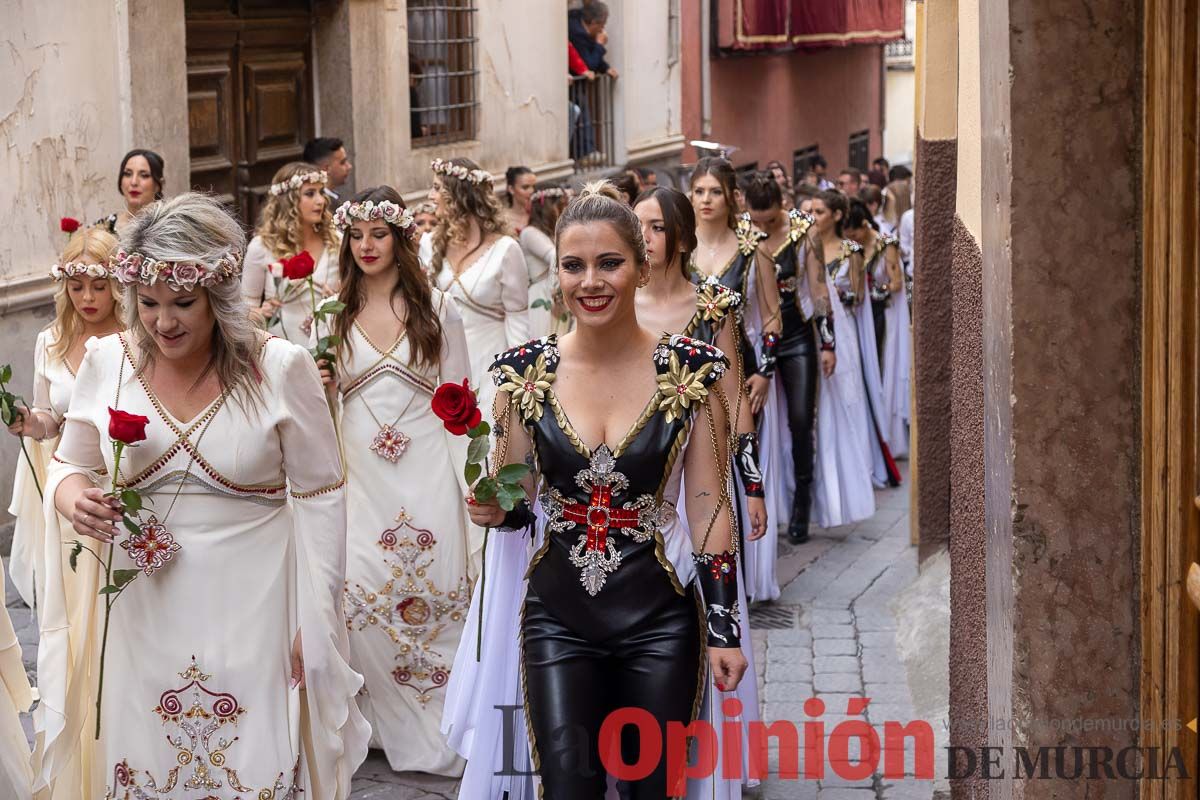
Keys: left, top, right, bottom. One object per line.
{"left": 332, "top": 200, "right": 417, "bottom": 237}
{"left": 110, "top": 248, "right": 243, "bottom": 292}
{"left": 411, "top": 201, "right": 437, "bottom": 216}
{"left": 430, "top": 158, "right": 491, "bottom": 185}
{"left": 532, "top": 187, "right": 569, "bottom": 204}
{"left": 50, "top": 262, "right": 114, "bottom": 281}
{"left": 269, "top": 170, "right": 328, "bottom": 197}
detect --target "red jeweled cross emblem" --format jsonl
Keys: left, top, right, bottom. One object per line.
{"left": 562, "top": 484, "right": 641, "bottom": 552}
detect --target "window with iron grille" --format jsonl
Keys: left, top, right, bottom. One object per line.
{"left": 792, "top": 145, "right": 819, "bottom": 181}
{"left": 408, "top": 0, "right": 479, "bottom": 147}
{"left": 848, "top": 130, "right": 870, "bottom": 172}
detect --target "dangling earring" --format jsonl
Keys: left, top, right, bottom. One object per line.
{"left": 637, "top": 269, "right": 651, "bottom": 289}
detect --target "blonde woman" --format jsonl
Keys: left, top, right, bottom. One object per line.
{"left": 419, "top": 157, "right": 528, "bottom": 419}
{"left": 6, "top": 228, "right": 123, "bottom": 615}
{"left": 33, "top": 193, "right": 368, "bottom": 799}
{"left": 242, "top": 162, "right": 341, "bottom": 344}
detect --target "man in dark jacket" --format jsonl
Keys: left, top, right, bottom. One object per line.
{"left": 568, "top": 2, "right": 619, "bottom": 162}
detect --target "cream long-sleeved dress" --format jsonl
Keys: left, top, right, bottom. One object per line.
{"left": 31, "top": 332, "right": 369, "bottom": 800}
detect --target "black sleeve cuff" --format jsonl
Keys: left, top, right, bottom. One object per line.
{"left": 693, "top": 551, "right": 742, "bottom": 648}
{"left": 498, "top": 499, "right": 536, "bottom": 532}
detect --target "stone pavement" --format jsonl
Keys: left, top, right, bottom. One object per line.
{"left": 8, "top": 464, "right": 948, "bottom": 799}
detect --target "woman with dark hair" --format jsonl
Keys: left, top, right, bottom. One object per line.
{"left": 445, "top": 181, "right": 746, "bottom": 799}
{"left": 858, "top": 184, "right": 887, "bottom": 232}
{"left": 503, "top": 165, "right": 536, "bottom": 233}
{"left": 633, "top": 185, "right": 763, "bottom": 795}
{"left": 808, "top": 190, "right": 878, "bottom": 528}
{"left": 832, "top": 199, "right": 899, "bottom": 490}
{"left": 520, "top": 186, "right": 570, "bottom": 338}
{"left": 94, "top": 148, "right": 165, "bottom": 234}
{"left": 611, "top": 169, "right": 640, "bottom": 205}
{"left": 844, "top": 198, "right": 909, "bottom": 459}
{"left": 689, "top": 157, "right": 778, "bottom": 550}
{"left": 318, "top": 187, "right": 474, "bottom": 776}
{"left": 420, "top": 157, "right": 529, "bottom": 420}
{"left": 764, "top": 159, "right": 794, "bottom": 210}
{"left": 743, "top": 172, "right": 836, "bottom": 546}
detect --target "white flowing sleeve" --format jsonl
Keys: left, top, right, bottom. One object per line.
{"left": 31, "top": 336, "right": 111, "bottom": 798}
{"left": 498, "top": 238, "right": 530, "bottom": 349}
{"left": 519, "top": 228, "right": 555, "bottom": 282}
{"left": 435, "top": 291, "right": 482, "bottom": 575}
{"left": 31, "top": 330, "right": 55, "bottom": 420}
{"left": 899, "top": 209, "right": 915, "bottom": 274}
{"left": 241, "top": 236, "right": 272, "bottom": 306}
{"left": 418, "top": 231, "right": 435, "bottom": 272}
{"left": 274, "top": 341, "right": 370, "bottom": 799}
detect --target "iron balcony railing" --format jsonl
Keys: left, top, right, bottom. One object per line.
{"left": 570, "top": 73, "right": 616, "bottom": 172}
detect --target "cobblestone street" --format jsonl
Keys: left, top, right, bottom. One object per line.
{"left": 9, "top": 465, "right": 947, "bottom": 799}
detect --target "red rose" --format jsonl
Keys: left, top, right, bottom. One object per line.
{"left": 60, "top": 217, "right": 81, "bottom": 233}
{"left": 431, "top": 379, "right": 482, "bottom": 435}
{"left": 108, "top": 407, "right": 150, "bottom": 445}
{"left": 281, "top": 251, "right": 316, "bottom": 280}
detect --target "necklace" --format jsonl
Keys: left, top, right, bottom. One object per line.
{"left": 113, "top": 348, "right": 226, "bottom": 565}
{"left": 355, "top": 328, "right": 415, "bottom": 463}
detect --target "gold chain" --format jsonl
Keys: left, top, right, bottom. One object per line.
{"left": 696, "top": 385, "right": 733, "bottom": 555}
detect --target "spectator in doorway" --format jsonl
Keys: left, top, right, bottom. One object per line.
{"left": 302, "top": 137, "right": 353, "bottom": 201}
{"left": 569, "top": 1, "right": 619, "bottom": 79}
{"left": 809, "top": 154, "right": 835, "bottom": 190}
{"left": 837, "top": 167, "right": 863, "bottom": 196}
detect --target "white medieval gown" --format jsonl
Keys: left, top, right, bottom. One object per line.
{"left": 0, "top": 559, "right": 32, "bottom": 800}
{"left": 518, "top": 226, "right": 556, "bottom": 340}
{"left": 422, "top": 233, "right": 530, "bottom": 422}
{"left": 8, "top": 327, "right": 83, "bottom": 615}
{"left": 242, "top": 235, "right": 340, "bottom": 346}
{"left": 337, "top": 290, "right": 478, "bottom": 775}
{"left": 32, "top": 332, "right": 369, "bottom": 799}
{"left": 811, "top": 249, "right": 877, "bottom": 528}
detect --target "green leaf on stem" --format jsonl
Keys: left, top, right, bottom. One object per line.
{"left": 120, "top": 489, "right": 143, "bottom": 514}
{"left": 69, "top": 541, "right": 82, "bottom": 572}
{"left": 122, "top": 516, "right": 142, "bottom": 538}
{"left": 0, "top": 364, "right": 11, "bottom": 384}
{"left": 0, "top": 396, "right": 11, "bottom": 426}
{"left": 496, "top": 463, "right": 531, "bottom": 483}
{"left": 112, "top": 569, "right": 139, "bottom": 589}
{"left": 466, "top": 436, "right": 490, "bottom": 466}
{"left": 496, "top": 483, "right": 524, "bottom": 512}
{"left": 468, "top": 420, "right": 491, "bottom": 439}
{"left": 99, "top": 584, "right": 120, "bottom": 595}
{"left": 473, "top": 478, "right": 498, "bottom": 503}
{"left": 464, "top": 461, "right": 482, "bottom": 486}
{"left": 530, "top": 298, "right": 553, "bottom": 311}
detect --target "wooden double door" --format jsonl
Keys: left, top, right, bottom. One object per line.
{"left": 185, "top": 0, "right": 317, "bottom": 228}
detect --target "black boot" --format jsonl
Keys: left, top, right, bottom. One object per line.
{"left": 788, "top": 500, "right": 811, "bottom": 544}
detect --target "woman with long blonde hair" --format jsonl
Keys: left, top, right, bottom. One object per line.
{"left": 33, "top": 193, "right": 368, "bottom": 799}
{"left": 242, "top": 161, "right": 341, "bottom": 344}
{"left": 419, "top": 157, "right": 528, "bottom": 419}
{"left": 6, "top": 228, "right": 124, "bottom": 614}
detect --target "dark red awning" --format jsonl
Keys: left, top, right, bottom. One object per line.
{"left": 718, "top": 0, "right": 905, "bottom": 52}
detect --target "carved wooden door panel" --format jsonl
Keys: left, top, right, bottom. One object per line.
{"left": 185, "top": 1, "right": 314, "bottom": 228}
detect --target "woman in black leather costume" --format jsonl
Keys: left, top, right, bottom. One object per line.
{"left": 467, "top": 182, "right": 748, "bottom": 799}
{"left": 742, "top": 172, "right": 838, "bottom": 544}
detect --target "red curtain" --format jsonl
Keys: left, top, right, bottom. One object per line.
{"left": 720, "top": 0, "right": 904, "bottom": 52}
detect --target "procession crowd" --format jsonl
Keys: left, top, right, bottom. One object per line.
{"left": 0, "top": 123, "right": 915, "bottom": 798}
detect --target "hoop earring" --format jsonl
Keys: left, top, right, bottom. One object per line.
{"left": 637, "top": 270, "right": 651, "bottom": 289}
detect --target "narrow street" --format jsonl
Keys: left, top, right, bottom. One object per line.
{"left": 7, "top": 465, "right": 945, "bottom": 800}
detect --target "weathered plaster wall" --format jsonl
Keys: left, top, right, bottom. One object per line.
{"left": 613, "top": 0, "right": 685, "bottom": 163}
{"left": 349, "top": 0, "right": 573, "bottom": 201}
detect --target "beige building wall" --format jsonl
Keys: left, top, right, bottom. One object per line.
{"left": 612, "top": 0, "right": 685, "bottom": 165}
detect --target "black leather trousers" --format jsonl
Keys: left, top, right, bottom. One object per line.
{"left": 522, "top": 542, "right": 703, "bottom": 799}
{"left": 776, "top": 321, "right": 818, "bottom": 533}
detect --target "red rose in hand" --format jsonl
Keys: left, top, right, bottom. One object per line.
{"left": 432, "top": 379, "right": 482, "bottom": 435}
{"left": 108, "top": 407, "right": 150, "bottom": 445}
{"left": 281, "top": 252, "right": 316, "bottom": 280}
{"left": 60, "top": 217, "right": 81, "bottom": 233}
